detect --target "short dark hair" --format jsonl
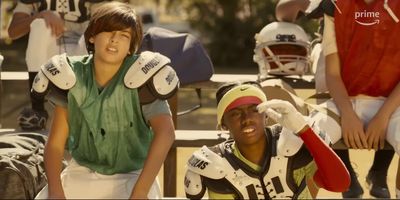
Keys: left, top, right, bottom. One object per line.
{"left": 216, "top": 80, "right": 262, "bottom": 105}
{"left": 84, "top": 1, "right": 143, "bottom": 54}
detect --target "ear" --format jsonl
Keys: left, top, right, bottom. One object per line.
{"left": 89, "top": 37, "right": 94, "bottom": 43}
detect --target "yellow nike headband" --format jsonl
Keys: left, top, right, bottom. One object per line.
{"left": 217, "top": 84, "right": 267, "bottom": 126}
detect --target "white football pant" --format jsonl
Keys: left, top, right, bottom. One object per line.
{"left": 26, "top": 19, "right": 87, "bottom": 72}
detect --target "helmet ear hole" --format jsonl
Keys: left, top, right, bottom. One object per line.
{"left": 254, "top": 22, "right": 310, "bottom": 77}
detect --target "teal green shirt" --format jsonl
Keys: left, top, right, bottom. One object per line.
{"left": 66, "top": 55, "right": 154, "bottom": 175}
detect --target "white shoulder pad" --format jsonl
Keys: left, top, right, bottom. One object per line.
{"left": 41, "top": 53, "right": 76, "bottom": 90}
{"left": 32, "top": 70, "right": 49, "bottom": 93}
{"left": 308, "top": 116, "right": 332, "bottom": 145}
{"left": 277, "top": 117, "right": 331, "bottom": 156}
{"left": 184, "top": 170, "right": 205, "bottom": 197}
{"left": 124, "top": 51, "right": 171, "bottom": 89}
{"left": 186, "top": 146, "right": 229, "bottom": 180}
{"left": 152, "top": 65, "right": 179, "bottom": 96}
{"left": 277, "top": 128, "right": 303, "bottom": 157}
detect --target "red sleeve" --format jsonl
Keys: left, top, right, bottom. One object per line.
{"left": 299, "top": 127, "right": 350, "bottom": 192}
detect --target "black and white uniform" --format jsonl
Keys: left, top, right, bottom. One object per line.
{"left": 184, "top": 126, "right": 317, "bottom": 199}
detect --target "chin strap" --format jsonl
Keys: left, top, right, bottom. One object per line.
{"left": 384, "top": 0, "right": 399, "bottom": 23}
{"left": 299, "top": 127, "right": 350, "bottom": 192}
{"left": 331, "top": 0, "right": 342, "bottom": 14}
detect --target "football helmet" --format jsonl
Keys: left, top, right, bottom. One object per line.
{"left": 253, "top": 22, "right": 311, "bottom": 78}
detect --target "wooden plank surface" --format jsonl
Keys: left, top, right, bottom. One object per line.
{"left": 183, "top": 74, "right": 315, "bottom": 90}
{"left": 0, "top": 71, "right": 29, "bottom": 80}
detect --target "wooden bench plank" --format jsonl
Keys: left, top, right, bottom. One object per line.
{"left": 183, "top": 74, "right": 315, "bottom": 90}
{"left": 331, "top": 139, "right": 393, "bottom": 150}
{"left": 181, "top": 74, "right": 315, "bottom": 89}
{"left": 0, "top": 71, "right": 29, "bottom": 80}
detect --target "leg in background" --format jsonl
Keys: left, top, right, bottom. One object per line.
{"left": 366, "top": 149, "right": 394, "bottom": 198}
{"left": 335, "top": 149, "right": 364, "bottom": 198}
{"left": 17, "top": 72, "right": 48, "bottom": 131}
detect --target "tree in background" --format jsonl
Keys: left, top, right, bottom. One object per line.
{"left": 133, "top": 0, "right": 318, "bottom": 69}
{"left": 168, "top": 0, "right": 318, "bottom": 69}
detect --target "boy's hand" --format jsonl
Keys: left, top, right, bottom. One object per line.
{"left": 37, "top": 11, "right": 66, "bottom": 37}
{"left": 366, "top": 115, "right": 389, "bottom": 150}
{"left": 257, "top": 99, "right": 307, "bottom": 134}
{"left": 340, "top": 111, "right": 367, "bottom": 149}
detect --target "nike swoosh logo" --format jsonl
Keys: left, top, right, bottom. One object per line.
{"left": 240, "top": 87, "right": 249, "bottom": 91}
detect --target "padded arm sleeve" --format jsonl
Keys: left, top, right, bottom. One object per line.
{"left": 299, "top": 127, "right": 350, "bottom": 192}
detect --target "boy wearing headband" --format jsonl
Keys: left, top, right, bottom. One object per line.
{"left": 184, "top": 81, "right": 350, "bottom": 199}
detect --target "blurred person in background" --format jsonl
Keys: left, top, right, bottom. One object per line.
{"left": 308, "top": 0, "right": 400, "bottom": 198}
{"left": 7, "top": 0, "right": 108, "bottom": 131}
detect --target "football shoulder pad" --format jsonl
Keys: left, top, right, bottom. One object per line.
{"left": 32, "top": 54, "right": 76, "bottom": 93}
{"left": 186, "top": 146, "right": 231, "bottom": 180}
{"left": 277, "top": 117, "right": 331, "bottom": 156}
{"left": 276, "top": 127, "right": 304, "bottom": 157}
{"left": 124, "top": 51, "right": 179, "bottom": 102}
{"left": 184, "top": 170, "right": 206, "bottom": 198}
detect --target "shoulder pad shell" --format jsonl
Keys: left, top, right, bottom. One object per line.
{"left": 32, "top": 70, "right": 49, "bottom": 93}
{"left": 277, "top": 128, "right": 304, "bottom": 157}
{"left": 124, "top": 51, "right": 171, "bottom": 89}
{"left": 186, "top": 146, "right": 230, "bottom": 180}
{"left": 41, "top": 53, "right": 76, "bottom": 90}
{"left": 151, "top": 65, "right": 179, "bottom": 97}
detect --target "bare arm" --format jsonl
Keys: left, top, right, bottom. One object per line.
{"left": 130, "top": 114, "right": 175, "bottom": 199}
{"left": 8, "top": 12, "right": 36, "bottom": 39}
{"left": 325, "top": 53, "right": 368, "bottom": 149}
{"left": 8, "top": 11, "right": 65, "bottom": 40}
{"left": 275, "top": 0, "right": 310, "bottom": 22}
{"left": 44, "top": 106, "right": 69, "bottom": 199}
{"left": 325, "top": 53, "right": 353, "bottom": 116}
{"left": 375, "top": 83, "right": 400, "bottom": 121}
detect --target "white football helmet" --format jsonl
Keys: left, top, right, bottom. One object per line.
{"left": 253, "top": 22, "right": 311, "bottom": 78}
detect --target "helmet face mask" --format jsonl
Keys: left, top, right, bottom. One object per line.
{"left": 253, "top": 22, "right": 311, "bottom": 78}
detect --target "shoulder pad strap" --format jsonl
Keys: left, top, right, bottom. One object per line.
{"left": 187, "top": 146, "right": 230, "bottom": 179}
{"left": 32, "top": 70, "right": 49, "bottom": 94}
{"left": 268, "top": 124, "right": 283, "bottom": 137}
{"left": 41, "top": 54, "right": 76, "bottom": 90}
{"left": 124, "top": 51, "right": 171, "bottom": 89}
